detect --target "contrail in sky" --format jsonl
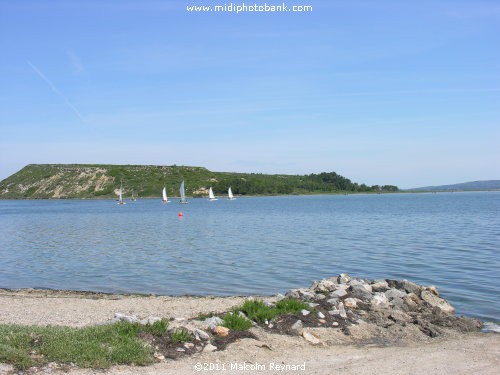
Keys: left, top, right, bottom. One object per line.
{"left": 26, "top": 60, "right": 84, "bottom": 122}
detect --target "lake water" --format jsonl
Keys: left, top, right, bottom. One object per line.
{"left": 0, "top": 192, "right": 498, "bottom": 322}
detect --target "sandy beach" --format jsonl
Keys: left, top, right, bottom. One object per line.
{"left": 1, "top": 289, "right": 498, "bottom": 375}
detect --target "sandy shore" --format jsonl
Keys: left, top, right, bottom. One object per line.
{"left": 1, "top": 289, "right": 499, "bottom": 375}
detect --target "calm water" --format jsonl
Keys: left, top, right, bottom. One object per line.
{"left": 0, "top": 192, "right": 499, "bottom": 322}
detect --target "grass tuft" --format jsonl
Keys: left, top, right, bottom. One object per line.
{"left": 275, "top": 298, "right": 310, "bottom": 314}
{"left": 238, "top": 299, "right": 278, "bottom": 323}
{"left": 141, "top": 319, "right": 169, "bottom": 337}
{"left": 170, "top": 328, "right": 192, "bottom": 343}
{"left": 232, "top": 298, "right": 311, "bottom": 325}
{"left": 222, "top": 312, "right": 253, "bottom": 331}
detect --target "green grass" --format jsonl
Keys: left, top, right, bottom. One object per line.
{"left": 233, "top": 298, "right": 311, "bottom": 325}
{"left": 0, "top": 322, "right": 155, "bottom": 370}
{"left": 170, "top": 328, "right": 192, "bottom": 343}
{"left": 238, "top": 299, "right": 279, "bottom": 323}
{"left": 222, "top": 312, "right": 253, "bottom": 331}
{"left": 141, "top": 319, "right": 169, "bottom": 337}
{"left": 275, "top": 298, "right": 310, "bottom": 314}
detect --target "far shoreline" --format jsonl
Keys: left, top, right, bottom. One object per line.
{"left": 0, "top": 189, "right": 498, "bottom": 201}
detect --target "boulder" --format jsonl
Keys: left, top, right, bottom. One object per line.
{"left": 350, "top": 285, "right": 372, "bottom": 301}
{"left": 371, "top": 280, "right": 389, "bottom": 292}
{"left": 311, "top": 279, "right": 338, "bottom": 292}
{"left": 390, "top": 297, "right": 404, "bottom": 308}
{"left": 331, "top": 289, "right": 347, "bottom": 298}
{"left": 421, "top": 290, "right": 455, "bottom": 314}
{"left": 398, "top": 280, "right": 422, "bottom": 295}
{"left": 385, "top": 288, "right": 407, "bottom": 300}
{"left": 371, "top": 293, "right": 390, "bottom": 310}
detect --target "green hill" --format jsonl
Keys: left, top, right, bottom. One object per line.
{"left": 0, "top": 164, "right": 398, "bottom": 199}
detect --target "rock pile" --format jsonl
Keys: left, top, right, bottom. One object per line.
{"left": 283, "top": 273, "right": 481, "bottom": 338}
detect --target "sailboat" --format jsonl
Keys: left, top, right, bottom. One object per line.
{"left": 117, "top": 180, "right": 126, "bottom": 205}
{"left": 208, "top": 187, "right": 218, "bottom": 201}
{"left": 130, "top": 191, "right": 137, "bottom": 202}
{"left": 179, "top": 180, "right": 188, "bottom": 204}
{"left": 228, "top": 187, "right": 236, "bottom": 200}
{"left": 162, "top": 186, "right": 169, "bottom": 203}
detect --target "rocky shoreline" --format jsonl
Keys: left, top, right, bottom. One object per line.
{"left": 0, "top": 274, "right": 494, "bottom": 374}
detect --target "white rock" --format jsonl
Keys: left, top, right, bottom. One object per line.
{"left": 371, "top": 293, "right": 390, "bottom": 309}
{"left": 317, "top": 311, "right": 325, "bottom": 319}
{"left": 301, "top": 309, "right": 310, "bottom": 316}
{"left": 371, "top": 280, "right": 389, "bottom": 292}
{"left": 338, "top": 302, "right": 347, "bottom": 319}
{"left": 194, "top": 329, "right": 210, "bottom": 340}
{"left": 176, "top": 347, "right": 185, "bottom": 352}
{"left": 203, "top": 316, "right": 224, "bottom": 329}
{"left": 421, "top": 290, "right": 455, "bottom": 314}
{"left": 302, "top": 330, "right": 321, "bottom": 345}
{"left": 332, "top": 321, "right": 339, "bottom": 327}
{"left": 331, "top": 289, "right": 347, "bottom": 298}
{"left": 291, "top": 320, "right": 304, "bottom": 336}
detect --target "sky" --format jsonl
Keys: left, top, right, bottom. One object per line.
{"left": 0, "top": 0, "right": 499, "bottom": 189}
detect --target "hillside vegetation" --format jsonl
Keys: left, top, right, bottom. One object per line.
{"left": 0, "top": 164, "right": 398, "bottom": 199}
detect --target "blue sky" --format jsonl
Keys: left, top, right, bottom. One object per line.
{"left": 0, "top": 0, "right": 499, "bottom": 188}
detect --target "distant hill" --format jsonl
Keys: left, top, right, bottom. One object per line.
{"left": 0, "top": 164, "right": 398, "bottom": 199}
{"left": 410, "top": 180, "right": 500, "bottom": 191}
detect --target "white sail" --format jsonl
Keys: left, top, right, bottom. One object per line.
{"left": 117, "top": 181, "right": 126, "bottom": 204}
{"left": 162, "top": 187, "right": 168, "bottom": 203}
{"left": 179, "top": 180, "right": 188, "bottom": 204}
{"left": 228, "top": 187, "right": 235, "bottom": 200}
{"left": 208, "top": 187, "right": 217, "bottom": 201}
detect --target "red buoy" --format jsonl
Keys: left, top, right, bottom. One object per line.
{"left": 178, "top": 212, "right": 184, "bottom": 217}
